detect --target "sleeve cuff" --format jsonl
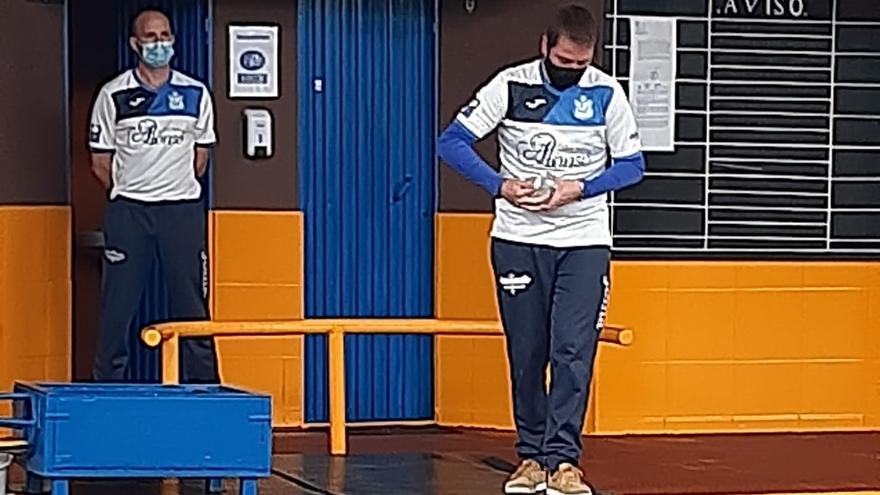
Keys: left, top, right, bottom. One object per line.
{"left": 610, "top": 146, "right": 642, "bottom": 160}
{"left": 88, "top": 146, "right": 115, "bottom": 153}
{"left": 454, "top": 115, "right": 488, "bottom": 141}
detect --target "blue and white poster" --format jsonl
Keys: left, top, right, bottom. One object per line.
{"left": 229, "top": 25, "right": 279, "bottom": 98}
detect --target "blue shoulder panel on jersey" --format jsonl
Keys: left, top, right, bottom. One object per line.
{"left": 112, "top": 84, "right": 203, "bottom": 122}
{"left": 147, "top": 84, "right": 203, "bottom": 119}
{"left": 543, "top": 85, "right": 614, "bottom": 127}
{"left": 506, "top": 82, "right": 560, "bottom": 123}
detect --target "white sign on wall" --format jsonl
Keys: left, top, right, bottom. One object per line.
{"left": 228, "top": 25, "right": 279, "bottom": 98}
{"left": 629, "top": 16, "right": 677, "bottom": 152}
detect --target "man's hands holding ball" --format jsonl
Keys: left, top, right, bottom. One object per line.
{"left": 499, "top": 179, "right": 538, "bottom": 206}
{"left": 499, "top": 176, "right": 584, "bottom": 212}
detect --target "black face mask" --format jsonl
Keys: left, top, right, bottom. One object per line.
{"left": 544, "top": 58, "right": 585, "bottom": 90}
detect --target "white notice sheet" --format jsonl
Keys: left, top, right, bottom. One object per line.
{"left": 629, "top": 16, "right": 677, "bottom": 152}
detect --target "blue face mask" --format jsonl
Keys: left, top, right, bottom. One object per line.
{"left": 140, "top": 40, "right": 174, "bottom": 68}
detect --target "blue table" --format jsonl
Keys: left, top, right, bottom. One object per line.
{"left": 0, "top": 382, "right": 272, "bottom": 494}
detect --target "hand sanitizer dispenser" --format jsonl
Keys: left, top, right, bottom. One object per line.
{"left": 243, "top": 108, "right": 273, "bottom": 159}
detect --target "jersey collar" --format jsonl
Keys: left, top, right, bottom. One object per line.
{"left": 132, "top": 68, "right": 174, "bottom": 92}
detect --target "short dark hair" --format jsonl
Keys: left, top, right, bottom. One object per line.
{"left": 545, "top": 3, "right": 598, "bottom": 48}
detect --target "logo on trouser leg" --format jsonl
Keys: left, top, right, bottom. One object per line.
{"left": 499, "top": 272, "right": 533, "bottom": 296}
{"left": 200, "top": 250, "right": 208, "bottom": 300}
{"left": 595, "top": 275, "right": 610, "bottom": 331}
{"left": 104, "top": 249, "right": 126, "bottom": 264}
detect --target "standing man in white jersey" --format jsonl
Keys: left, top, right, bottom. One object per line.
{"left": 88, "top": 8, "right": 219, "bottom": 383}
{"left": 437, "top": 4, "right": 645, "bottom": 494}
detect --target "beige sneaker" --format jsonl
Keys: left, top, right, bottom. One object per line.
{"left": 504, "top": 459, "right": 547, "bottom": 494}
{"left": 547, "top": 463, "right": 592, "bottom": 495}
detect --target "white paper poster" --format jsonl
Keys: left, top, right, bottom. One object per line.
{"left": 629, "top": 16, "right": 676, "bottom": 152}
{"left": 229, "top": 25, "right": 279, "bottom": 98}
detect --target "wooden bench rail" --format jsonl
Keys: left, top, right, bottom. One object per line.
{"left": 141, "top": 319, "right": 634, "bottom": 456}
{"left": 142, "top": 320, "right": 633, "bottom": 346}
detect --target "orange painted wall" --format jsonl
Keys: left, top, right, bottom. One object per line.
{"left": 0, "top": 207, "right": 71, "bottom": 432}
{"left": 208, "top": 210, "right": 305, "bottom": 426}
{"left": 210, "top": 210, "right": 304, "bottom": 321}
{"left": 434, "top": 213, "right": 880, "bottom": 433}
{"left": 130, "top": 209, "right": 879, "bottom": 433}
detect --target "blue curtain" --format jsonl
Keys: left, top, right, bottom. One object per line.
{"left": 299, "top": 0, "right": 437, "bottom": 422}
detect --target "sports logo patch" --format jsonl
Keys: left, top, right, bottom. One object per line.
{"left": 595, "top": 275, "right": 611, "bottom": 331}
{"left": 200, "top": 250, "right": 209, "bottom": 300}
{"left": 104, "top": 248, "right": 126, "bottom": 264}
{"left": 499, "top": 272, "right": 533, "bottom": 296}
{"left": 524, "top": 97, "right": 548, "bottom": 110}
{"left": 461, "top": 98, "right": 480, "bottom": 117}
{"left": 89, "top": 124, "right": 102, "bottom": 143}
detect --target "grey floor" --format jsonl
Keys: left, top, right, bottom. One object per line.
{"left": 273, "top": 452, "right": 509, "bottom": 495}
{"left": 5, "top": 453, "right": 511, "bottom": 495}
{"left": 6, "top": 429, "right": 876, "bottom": 494}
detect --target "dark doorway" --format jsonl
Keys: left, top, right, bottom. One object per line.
{"left": 68, "top": 0, "right": 211, "bottom": 381}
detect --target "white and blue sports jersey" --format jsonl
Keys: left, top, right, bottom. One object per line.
{"left": 456, "top": 59, "right": 641, "bottom": 248}
{"left": 89, "top": 70, "right": 216, "bottom": 202}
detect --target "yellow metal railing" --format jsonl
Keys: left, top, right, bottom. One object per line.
{"left": 141, "top": 319, "right": 634, "bottom": 455}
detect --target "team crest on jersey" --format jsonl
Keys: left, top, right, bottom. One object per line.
{"left": 168, "top": 91, "right": 184, "bottom": 111}
{"left": 573, "top": 95, "right": 594, "bottom": 121}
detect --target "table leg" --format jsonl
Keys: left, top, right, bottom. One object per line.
{"left": 50, "top": 480, "right": 68, "bottom": 495}
{"left": 25, "top": 473, "right": 46, "bottom": 494}
{"left": 240, "top": 478, "right": 258, "bottom": 495}
{"left": 207, "top": 478, "right": 224, "bottom": 492}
